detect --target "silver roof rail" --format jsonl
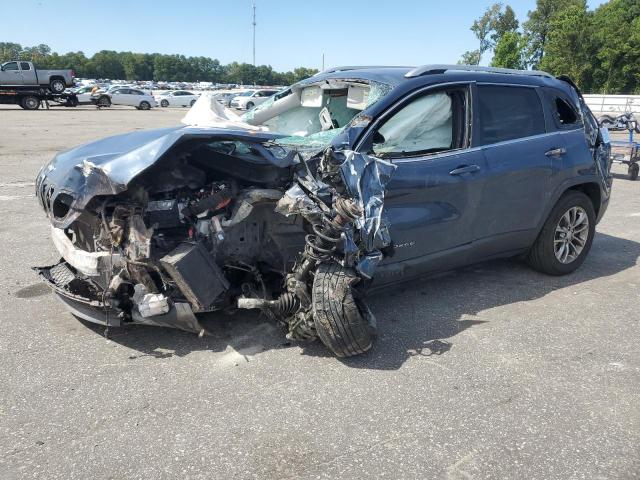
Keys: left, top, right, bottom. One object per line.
{"left": 405, "top": 64, "right": 553, "bottom": 79}
{"left": 314, "top": 65, "right": 413, "bottom": 76}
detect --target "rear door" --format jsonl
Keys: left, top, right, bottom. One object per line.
{"left": 19, "top": 62, "right": 37, "bottom": 85}
{"left": 472, "top": 84, "right": 557, "bottom": 256}
{"left": 358, "top": 83, "right": 487, "bottom": 277}
{"left": 0, "top": 62, "right": 23, "bottom": 86}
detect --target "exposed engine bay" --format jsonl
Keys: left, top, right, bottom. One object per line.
{"left": 36, "top": 130, "right": 395, "bottom": 354}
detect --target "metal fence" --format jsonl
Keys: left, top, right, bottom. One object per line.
{"left": 583, "top": 94, "right": 640, "bottom": 116}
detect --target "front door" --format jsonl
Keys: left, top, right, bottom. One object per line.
{"left": 0, "top": 62, "right": 23, "bottom": 86}
{"left": 358, "top": 84, "right": 486, "bottom": 279}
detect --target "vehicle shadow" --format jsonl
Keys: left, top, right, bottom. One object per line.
{"left": 83, "top": 232, "right": 640, "bottom": 369}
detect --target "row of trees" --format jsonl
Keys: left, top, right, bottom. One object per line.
{"left": 0, "top": 42, "right": 317, "bottom": 85}
{"left": 461, "top": 0, "right": 640, "bottom": 94}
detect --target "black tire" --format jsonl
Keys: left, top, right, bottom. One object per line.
{"left": 628, "top": 163, "right": 639, "bottom": 181}
{"left": 160, "top": 99, "right": 169, "bottom": 107}
{"left": 97, "top": 96, "right": 111, "bottom": 107}
{"left": 139, "top": 101, "right": 151, "bottom": 110}
{"left": 526, "top": 191, "right": 596, "bottom": 276}
{"left": 190, "top": 99, "right": 196, "bottom": 107}
{"left": 49, "top": 78, "right": 65, "bottom": 93}
{"left": 312, "top": 262, "right": 373, "bottom": 357}
{"left": 21, "top": 95, "right": 40, "bottom": 110}
{"left": 245, "top": 101, "right": 254, "bottom": 110}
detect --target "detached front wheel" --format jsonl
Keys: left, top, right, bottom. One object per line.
{"left": 312, "top": 262, "right": 374, "bottom": 357}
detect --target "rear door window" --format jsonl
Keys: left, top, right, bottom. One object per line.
{"left": 477, "top": 85, "right": 546, "bottom": 145}
{"left": 20, "top": 62, "right": 31, "bottom": 70}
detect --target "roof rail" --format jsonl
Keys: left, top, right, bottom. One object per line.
{"left": 314, "top": 65, "right": 413, "bottom": 76}
{"left": 405, "top": 64, "right": 553, "bottom": 79}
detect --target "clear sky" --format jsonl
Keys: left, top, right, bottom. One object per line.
{"left": 1, "top": 0, "right": 607, "bottom": 71}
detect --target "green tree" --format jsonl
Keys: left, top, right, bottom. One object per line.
{"left": 0, "top": 42, "right": 23, "bottom": 62}
{"left": 539, "top": 3, "right": 593, "bottom": 88}
{"left": 590, "top": 0, "right": 640, "bottom": 94}
{"left": 460, "top": 3, "right": 520, "bottom": 65}
{"left": 491, "top": 31, "right": 526, "bottom": 69}
{"left": 523, "top": 0, "right": 585, "bottom": 68}
{"left": 492, "top": 5, "right": 519, "bottom": 44}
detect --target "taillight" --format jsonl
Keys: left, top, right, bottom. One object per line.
{"left": 71, "top": 70, "right": 75, "bottom": 78}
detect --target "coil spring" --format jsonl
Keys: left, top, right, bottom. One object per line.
{"left": 303, "top": 198, "right": 362, "bottom": 262}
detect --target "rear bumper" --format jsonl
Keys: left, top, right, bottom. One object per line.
{"left": 35, "top": 260, "right": 204, "bottom": 333}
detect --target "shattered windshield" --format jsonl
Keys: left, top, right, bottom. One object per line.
{"left": 241, "top": 80, "right": 392, "bottom": 150}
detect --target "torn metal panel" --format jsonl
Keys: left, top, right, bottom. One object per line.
{"left": 332, "top": 150, "right": 397, "bottom": 252}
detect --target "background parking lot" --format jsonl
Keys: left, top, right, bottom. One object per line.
{"left": 0, "top": 105, "right": 638, "bottom": 479}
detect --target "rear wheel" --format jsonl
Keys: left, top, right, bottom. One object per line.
{"left": 190, "top": 99, "right": 196, "bottom": 107}
{"left": 49, "top": 78, "right": 65, "bottom": 93}
{"left": 139, "top": 101, "right": 151, "bottom": 110}
{"left": 629, "top": 163, "right": 639, "bottom": 180}
{"left": 21, "top": 95, "right": 40, "bottom": 110}
{"left": 312, "top": 262, "right": 374, "bottom": 357}
{"left": 527, "top": 191, "right": 596, "bottom": 275}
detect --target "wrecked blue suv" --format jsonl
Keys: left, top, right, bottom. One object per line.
{"left": 35, "top": 65, "right": 612, "bottom": 357}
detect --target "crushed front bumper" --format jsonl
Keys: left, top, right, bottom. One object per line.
{"left": 35, "top": 261, "right": 204, "bottom": 333}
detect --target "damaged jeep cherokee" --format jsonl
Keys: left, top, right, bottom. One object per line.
{"left": 35, "top": 65, "right": 612, "bottom": 357}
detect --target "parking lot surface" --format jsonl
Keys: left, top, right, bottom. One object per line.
{"left": 0, "top": 104, "right": 638, "bottom": 479}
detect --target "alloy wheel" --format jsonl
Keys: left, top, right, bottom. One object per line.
{"left": 554, "top": 206, "right": 589, "bottom": 264}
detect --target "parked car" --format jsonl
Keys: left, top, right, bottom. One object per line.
{"left": 154, "top": 90, "right": 200, "bottom": 107}
{"left": 0, "top": 61, "right": 74, "bottom": 93}
{"left": 230, "top": 89, "right": 279, "bottom": 110}
{"left": 71, "top": 85, "right": 97, "bottom": 105}
{"left": 92, "top": 88, "right": 156, "bottom": 109}
{"left": 216, "top": 92, "right": 238, "bottom": 107}
{"left": 34, "top": 65, "right": 611, "bottom": 358}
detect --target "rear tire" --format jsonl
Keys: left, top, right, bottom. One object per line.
{"left": 139, "top": 101, "right": 151, "bottom": 110}
{"left": 190, "top": 99, "right": 196, "bottom": 107}
{"left": 312, "top": 262, "right": 373, "bottom": 357}
{"left": 49, "top": 78, "right": 65, "bottom": 93}
{"left": 526, "top": 191, "right": 596, "bottom": 275}
{"left": 21, "top": 95, "right": 40, "bottom": 110}
{"left": 628, "top": 163, "right": 639, "bottom": 180}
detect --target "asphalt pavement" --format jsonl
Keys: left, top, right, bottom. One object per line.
{"left": 0, "top": 104, "right": 638, "bottom": 479}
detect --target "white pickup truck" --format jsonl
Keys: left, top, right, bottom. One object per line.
{"left": 0, "top": 61, "right": 74, "bottom": 93}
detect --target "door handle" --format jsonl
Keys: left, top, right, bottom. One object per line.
{"left": 545, "top": 147, "right": 566, "bottom": 157}
{"left": 449, "top": 164, "right": 480, "bottom": 175}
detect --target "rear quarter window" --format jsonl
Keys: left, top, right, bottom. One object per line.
{"left": 544, "top": 89, "right": 582, "bottom": 129}
{"left": 477, "top": 85, "right": 546, "bottom": 145}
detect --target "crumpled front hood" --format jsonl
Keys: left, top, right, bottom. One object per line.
{"left": 36, "top": 125, "right": 284, "bottom": 229}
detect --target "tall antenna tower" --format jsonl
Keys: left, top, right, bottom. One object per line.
{"left": 252, "top": 1, "right": 257, "bottom": 66}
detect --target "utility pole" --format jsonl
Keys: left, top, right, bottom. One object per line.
{"left": 252, "top": 1, "right": 257, "bottom": 66}
{"left": 322, "top": 53, "right": 325, "bottom": 71}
